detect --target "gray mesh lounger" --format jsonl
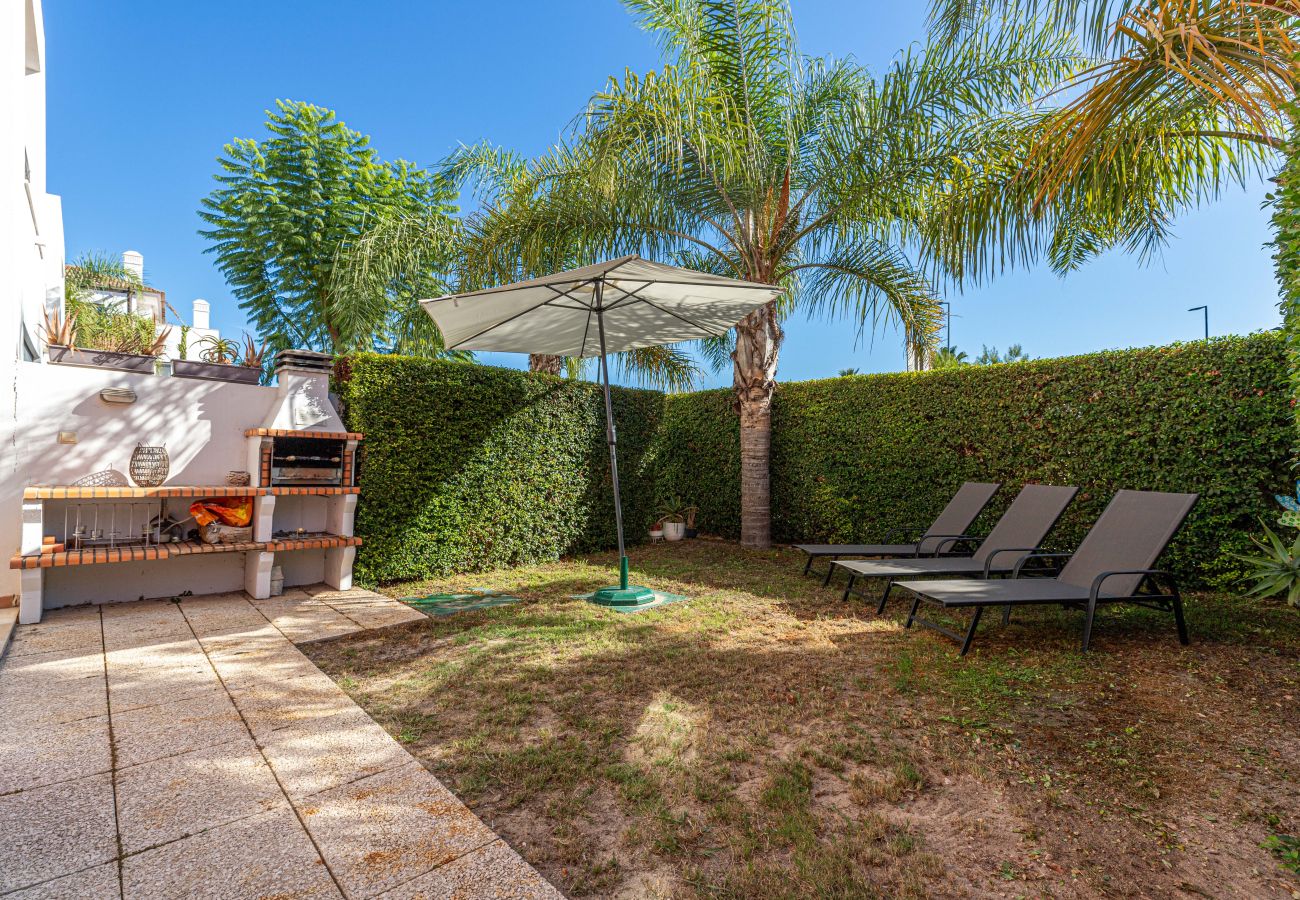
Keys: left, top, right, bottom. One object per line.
{"left": 892, "top": 490, "right": 1198, "bottom": 655}
{"left": 833, "top": 484, "right": 1078, "bottom": 613}
{"left": 792, "top": 481, "right": 1001, "bottom": 586}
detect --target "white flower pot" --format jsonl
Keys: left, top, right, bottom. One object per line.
{"left": 663, "top": 521, "right": 686, "bottom": 541}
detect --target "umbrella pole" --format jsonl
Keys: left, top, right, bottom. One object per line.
{"left": 589, "top": 279, "right": 655, "bottom": 608}
{"left": 594, "top": 284, "right": 627, "bottom": 589}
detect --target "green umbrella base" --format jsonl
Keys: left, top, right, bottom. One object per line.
{"left": 589, "top": 584, "right": 658, "bottom": 608}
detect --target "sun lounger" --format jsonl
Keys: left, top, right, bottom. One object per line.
{"left": 893, "top": 490, "right": 1197, "bottom": 655}
{"left": 834, "top": 483, "right": 1078, "bottom": 613}
{"left": 793, "top": 481, "right": 1000, "bottom": 585}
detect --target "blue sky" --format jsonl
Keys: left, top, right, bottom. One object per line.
{"left": 46, "top": 0, "right": 1280, "bottom": 388}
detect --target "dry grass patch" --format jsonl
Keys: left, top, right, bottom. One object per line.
{"left": 306, "top": 540, "right": 1300, "bottom": 898}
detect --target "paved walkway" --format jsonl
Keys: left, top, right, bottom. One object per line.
{"left": 0, "top": 586, "right": 561, "bottom": 899}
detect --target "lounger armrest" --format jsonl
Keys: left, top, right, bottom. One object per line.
{"left": 880, "top": 524, "right": 926, "bottom": 545}
{"left": 1011, "top": 552, "right": 1073, "bottom": 578}
{"left": 1088, "top": 569, "right": 1178, "bottom": 601}
{"left": 982, "top": 547, "right": 1045, "bottom": 577}
{"left": 920, "top": 534, "right": 983, "bottom": 556}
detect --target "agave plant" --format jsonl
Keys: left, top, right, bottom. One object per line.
{"left": 1237, "top": 523, "right": 1300, "bottom": 607}
{"left": 197, "top": 335, "right": 240, "bottom": 365}
{"left": 238, "top": 333, "right": 270, "bottom": 369}
{"left": 41, "top": 308, "right": 77, "bottom": 347}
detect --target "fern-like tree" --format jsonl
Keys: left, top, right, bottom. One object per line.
{"left": 199, "top": 100, "right": 460, "bottom": 357}
{"left": 444, "top": 1, "right": 1122, "bottom": 548}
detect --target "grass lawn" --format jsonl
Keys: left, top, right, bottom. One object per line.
{"left": 304, "top": 540, "right": 1300, "bottom": 898}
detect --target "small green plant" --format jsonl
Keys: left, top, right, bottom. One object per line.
{"left": 1236, "top": 523, "right": 1300, "bottom": 607}
{"left": 656, "top": 497, "right": 695, "bottom": 525}
{"left": 197, "top": 334, "right": 240, "bottom": 364}
{"left": 1263, "top": 833, "right": 1300, "bottom": 873}
{"left": 178, "top": 325, "right": 190, "bottom": 360}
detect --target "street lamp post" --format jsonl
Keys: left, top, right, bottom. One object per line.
{"left": 1188, "top": 306, "right": 1208, "bottom": 341}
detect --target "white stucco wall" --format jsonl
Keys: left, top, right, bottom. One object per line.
{"left": 1, "top": 0, "right": 64, "bottom": 369}
{"left": 0, "top": 361, "right": 284, "bottom": 600}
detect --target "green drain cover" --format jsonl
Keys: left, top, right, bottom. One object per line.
{"left": 402, "top": 591, "right": 520, "bottom": 616}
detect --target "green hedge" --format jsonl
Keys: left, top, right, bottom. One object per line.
{"left": 659, "top": 334, "right": 1293, "bottom": 588}
{"left": 338, "top": 353, "right": 663, "bottom": 584}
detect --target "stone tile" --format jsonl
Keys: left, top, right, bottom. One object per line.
{"left": 111, "top": 690, "right": 246, "bottom": 768}
{"left": 204, "top": 641, "right": 322, "bottom": 690}
{"left": 263, "top": 607, "right": 361, "bottom": 643}
{"left": 3, "top": 862, "right": 119, "bottom": 900}
{"left": 41, "top": 604, "right": 103, "bottom": 622}
{"left": 260, "top": 706, "right": 411, "bottom": 800}
{"left": 377, "top": 839, "right": 563, "bottom": 900}
{"left": 101, "top": 600, "right": 192, "bottom": 651}
{"left": 300, "top": 761, "right": 496, "bottom": 899}
{"left": 177, "top": 601, "right": 269, "bottom": 639}
{"left": 8, "top": 617, "right": 102, "bottom": 659}
{"left": 121, "top": 803, "right": 342, "bottom": 900}
{"left": 0, "top": 649, "right": 106, "bottom": 727}
{"left": 338, "top": 606, "right": 427, "bottom": 631}
{"left": 115, "top": 737, "right": 283, "bottom": 853}
{"left": 228, "top": 671, "right": 355, "bottom": 741}
{"left": 306, "top": 586, "right": 386, "bottom": 602}
{"left": 0, "top": 713, "right": 111, "bottom": 793}
{"left": 0, "top": 773, "right": 117, "bottom": 894}
{"left": 105, "top": 640, "right": 223, "bottom": 712}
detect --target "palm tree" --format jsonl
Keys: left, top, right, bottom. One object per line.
{"left": 447, "top": 1, "right": 1100, "bottom": 548}
{"left": 930, "top": 1, "right": 1295, "bottom": 207}
{"left": 838, "top": 367, "right": 861, "bottom": 377}
{"left": 932, "top": 346, "right": 970, "bottom": 368}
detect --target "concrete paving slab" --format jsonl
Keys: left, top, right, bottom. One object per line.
{"left": 2, "top": 862, "right": 119, "bottom": 900}
{"left": 111, "top": 690, "right": 246, "bottom": 768}
{"left": 0, "top": 585, "right": 560, "bottom": 900}
{"left": 0, "top": 773, "right": 118, "bottom": 894}
{"left": 115, "top": 737, "right": 284, "bottom": 853}
{"left": 0, "top": 712, "right": 111, "bottom": 794}
{"left": 228, "top": 671, "right": 356, "bottom": 740}
{"left": 299, "top": 761, "right": 497, "bottom": 898}
{"left": 121, "top": 803, "right": 342, "bottom": 900}
{"left": 376, "top": 839, "right": 564, "bottom": 900}
{"left": 260, "top": 706, "right": 412, "bottom": 800}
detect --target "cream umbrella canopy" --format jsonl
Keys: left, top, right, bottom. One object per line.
{"left": 421, "top": 255, "right": 781, "bottom": 607}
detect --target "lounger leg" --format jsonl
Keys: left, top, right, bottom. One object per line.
{"left": 876, "top": 579, "right": 894, "bottom": 615}
{"left": 1171, "top": 590, "right": 1190, "bottom": 646}
{"left": 822, "top": 556, "right": 840, "bottom": 587}
{"left": 841, "top": 573, "right": 855, "bottom": 603}
{"left": 802, "top": 553, "right": 813, "bottom": 576}
{"left": 1080, "top": 596, "right": 1098, "bottom": 653}
{"left": 905, "top": 594, "right": 922, "bottom": 629}
{"left": 958, "top": 606, "right": 985, "bottom": 656}
{"left": 1001, "top": 604, "right": 1012, "bottom": 626}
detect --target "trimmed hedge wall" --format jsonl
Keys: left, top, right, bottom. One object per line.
{"left": 338, "top": 353, "right": 663, "bottom": 584}
{"left": 659, "top": 334, "right": 1292, "bottom": 588}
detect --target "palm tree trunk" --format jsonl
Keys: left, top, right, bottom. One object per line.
{"left": 733, "top": 302, "right": 782, "bottom": 549}
{"left": 530, "top": 354, "right": 564, "bottom": 375}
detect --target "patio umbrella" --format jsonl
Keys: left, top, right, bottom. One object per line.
{"left": 421, "top": 255, "right": 781, "bottom": 607}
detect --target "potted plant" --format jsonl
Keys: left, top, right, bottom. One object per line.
{"left": 45, "top": 308, "right": 170, "bottom": 374}
{"left": 683, "top": 504, "right": 699, "bottom": 539}
{"left": 173, "top": 334, "right": 263, "bottom": 385}
{"left": 657, "top": 498, "right": 689, "bottom": 542}
{"left": 649, "top": 520, "right": 665, "bottom": 542}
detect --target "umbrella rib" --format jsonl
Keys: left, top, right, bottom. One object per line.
{"left": 447, "top": 279, "right": 596, "bottom": 349}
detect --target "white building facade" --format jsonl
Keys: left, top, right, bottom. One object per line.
{"left": 2, "top": 0, "right": 65, "bottom": 366}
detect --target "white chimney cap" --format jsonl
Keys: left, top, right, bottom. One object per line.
{"left": 122, "top": 250, "right": 144, "bottom": 279}
{"left": 192, "top": 298, "right": 210, "bottom": 330}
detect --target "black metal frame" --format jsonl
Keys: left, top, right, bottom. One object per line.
{"left": 838, "top": 543, "right": 1051, "bottom": 613}
{"left": 900, "top": 556, "right": 1188, "bottom": 656}
{"left": 802, "top": 528, "right": 984, "bottom": 587}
